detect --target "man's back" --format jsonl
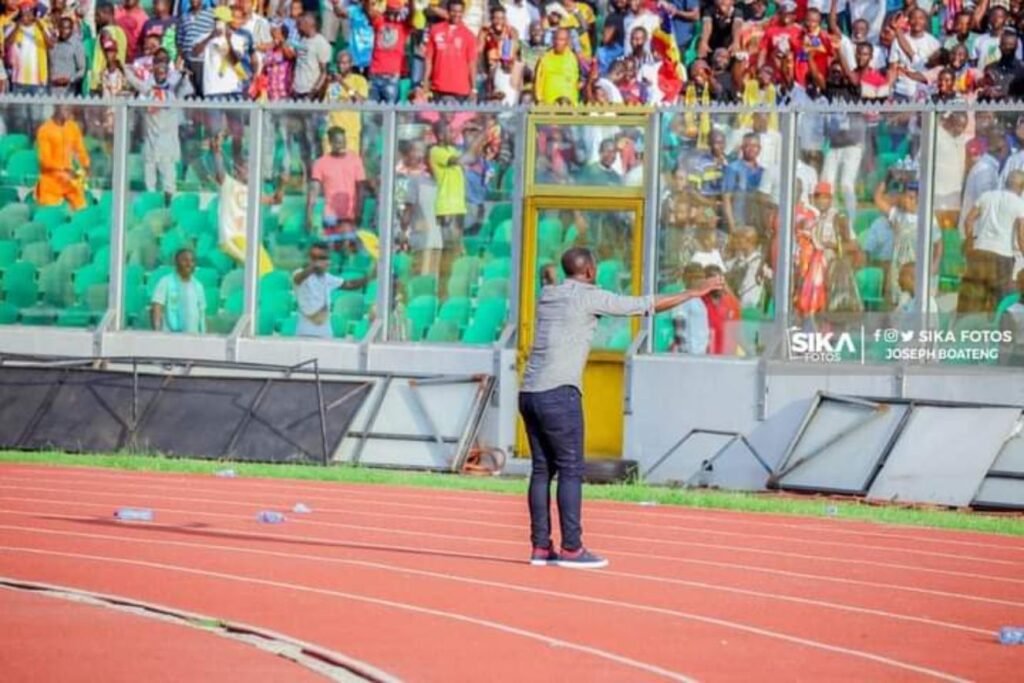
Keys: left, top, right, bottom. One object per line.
{"left": 521, "top": 279, "right": 651, "bottom": 394}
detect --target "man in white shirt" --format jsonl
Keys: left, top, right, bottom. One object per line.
{"left": 622, "top": 0, "right": 660, "bottom": 52}
{"left": 502, "top": 0, "right": 537, "bottom": 41}
{"left": 888, "top": 8, "right": 939, "bottom": 101}
{"left": 959, "top": 131, "right": 1010, "bottom": 238}
{"left": 960, "top": 170, "right": 1024, "bottom": 314}
{"left": 193, "top": 6, "right": 253, "bottom": 98}
{"left": 293, "top": 242, "right": 369, "bottom": 338}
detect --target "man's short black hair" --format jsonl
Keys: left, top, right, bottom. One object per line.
{"left": 174, "top": 248, "right": 194, "bottom": 263}
{"left": 310, "top": 241, "right": 330, "bottom": 254}
{"left": 561, "top": 247, "right": 594, "bottom": 277}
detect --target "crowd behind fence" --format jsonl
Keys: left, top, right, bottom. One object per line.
{"left": 0, "top": 96, "right": 1022, "bottom": 367}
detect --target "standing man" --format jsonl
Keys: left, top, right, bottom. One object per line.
{"left": 307, "top": 126, "right": 369, "bottom": 251}
{"left": 293, "top": 241, "right": 369, "bottom": 338}
{"left": 151, "top": 248, "right": 207, "bottom": 333}
{"left": 520, "top": 247, "right": 721, "bottom": 568}
{"left": 423, "top": 0, "right": 477, "bottom": 103}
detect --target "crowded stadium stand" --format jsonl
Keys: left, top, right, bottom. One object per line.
{"left": 1, "top": 0, "right": 1024, "bottom": 465}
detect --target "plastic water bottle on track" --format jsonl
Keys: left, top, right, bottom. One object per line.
{"left": 999, "top": 627, "right": 1024, "bottom": 645}
{"left": 825, "top": 504, "right": 839, "bottom": 517}
{"left": 292, "top": 503, "right": 312, "bottom": 514}
{"left": 115, "top": 508, "right": 153, "bottom": 522}
{"left": 257, "top": 511, "right": 286, "bottom": 524}
{"left": 215, "top": 468, "right": 237, "bottom": 478}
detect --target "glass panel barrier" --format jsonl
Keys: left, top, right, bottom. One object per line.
{"left": 655, "top": 110, "right": 780, "bottom": 357}
{"left": 531, "top": 121, "right": 645, "bottom": 190}
{"left": 388, "top": 109, "right": 518, "bottom": 344}
{"left": 788, "top": 110, "right": 924, "bottom": 364}
{"left": 532, "top": 205, "right": 640, "bottom": 352}
{"left": 256, "top": 108, "right": 384, "bottom": 340}
{"left": 0, "top": 101, "right": 114, "bottom": 328}
{"left": 121, "top": 103, "right": 252, "bottom": 335}
{"left": 932, "top": 109, "right": 1024, "bottom": 368}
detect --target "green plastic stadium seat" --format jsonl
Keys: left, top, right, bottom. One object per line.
{"left": 15, "top": 222, "right": 47, "bottom": 247}
{"left": 21, "top": 241, "right": 54, "bottom": 267}
{"left": 654, "top": 314, "right": 673, "bottom": 352}
{"left": 87, "top": 225, "right": 111, "bottom": 250}
{"left": 0, "top": 301, "right": 19, "bottom": 324}
{"left": 482, "top": 257, "right": 510, "bottom": 281}
{"left": 181, "top": 268, "right": 214, "bottom": 292}
{"left": 84, "top": 283, "right": 109, "bottom": 312}
{"left": 426, "top": 319, "right": 459, "bottom": 343}
{"left": 855, "top": 267, "right": 885, "bottom": 312}
{"left": 56, "top": 306, "right": 93, "bottom": 327}
{"left": 447, "top": 274, "right": 470, "bottom": 298}
{"left": 488, "top": 240, "right": 511, "bottom": 258}
{"left": 169, "top": 193, "right": 200, "bottom": 224}
{"left": 33, "top": 204, "right": 70, "bottom": 232}
{"left": 473, "top": 297, "right": 508, "bottom": 331}
{"left": 438, "top": 297, "right": 472, "bottom": 327}
{"left": 220, "top": 268, "right": 245, "bottom": 299}
{"left": 6, "top": 149, "right": 39, "bottom": 184}
{"left": 406, "top": 274, "right": 437, "bottom": 300}
{"left": 224, "top": 289, "right": 244, "bottom": 317}
{"left": 406, "top": 295, "right": 439, "bottom": 341}
{"left": 73, "top": 263, "right": 108, "bottom": 299}
{"left": 57, "top": 242, "right": 92, "bottom": 271}
{"left": 0, "top": 133, "right": 30, "bottom": 165}
{"left": 0, "top": 239, "right": 18, "bottom": 267}
{"left": 607, "top": 325, "right": 632, "bottom": 351}
{"left": 462, "top": 320, "right": 498, "bottom": 344}
{"left": 393, "top": 251, "right": 413, "bottom": 282}
{"left": 2, "top": 261, "right": 38, "bottom": 307}
{"left": 261, "top": 269, "right": 292, "bottom": 293}
{"left": 478, "top": 278, "right": 508, "bottom": 300}
{"left": 276, "top": 313, "right": 298, "bottom": 336}
{"left": 332, "top": 291, "right": 364, "bottom": 320}
{"left": 597, "top": 260, "right": 624, "bottom": 292}
{"left": 50, "top": 224, "right": 85, "bottom": 253}
{"left": 38, "top": 263, "right": 74, "bottom": 307}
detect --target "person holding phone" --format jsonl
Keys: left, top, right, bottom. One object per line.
{"left": 293, "top": 242, "right": 370, "bottom": 338}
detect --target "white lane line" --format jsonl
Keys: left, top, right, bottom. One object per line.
{"left": 5, "top": 466, "right": 1021, "bottom": 552}
{"left": 0, "top": 522, "right": 978, "bottom": 682}
{"left": 0, "top": 545, "right": 697, "bottom": 683}
{"left": 0, "top": 481, "right": 1016, "bottom": 568}
{"left": 0, "top": 519, "right": 1002, "bottom": 635}
{"left": 3, "top": 493, "right": 1023, "bottom": 592}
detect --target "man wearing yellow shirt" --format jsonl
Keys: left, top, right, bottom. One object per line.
{"left": 534, "top": 28, "right": 580, "bottom": 104}
{"left": 324, "top": 51, "right": 368, "bottom": 155}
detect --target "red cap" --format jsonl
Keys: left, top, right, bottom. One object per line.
{"left": 813, "top": 181, "right": 833, "bottom": 197}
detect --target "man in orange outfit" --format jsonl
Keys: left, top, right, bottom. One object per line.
{"left": 35, "top": 105, "right": 91, "bottom": 210}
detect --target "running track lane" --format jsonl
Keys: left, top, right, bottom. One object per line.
{"left": 0, "top": 584, "right": 325, "bottom": 682}
{"left": 0, "top": 466, "right": 1019, "bottom": 679}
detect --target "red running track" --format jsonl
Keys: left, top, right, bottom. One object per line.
{"left": 0, "top": 585, "right": 323, "bottom": 682}
{"left": 0, "top": 463, "right": 1021, "bottom": 682}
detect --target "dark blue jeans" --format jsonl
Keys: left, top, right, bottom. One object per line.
{"left": 519, "top": 385, "right": 584, "bottom": 551}
{"left": 370, "top": 75, "right": 400, "bottom": 103}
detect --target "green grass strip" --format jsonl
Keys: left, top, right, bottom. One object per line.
{"left": 1, "top": 450, "right": 1022, "bottom": 537}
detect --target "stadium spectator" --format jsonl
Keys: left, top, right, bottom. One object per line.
{"left": 125, "top": 53, "right": 187, "bottom": 204}
{"left": 6, "top": 0, "right": 53, "bottom": 96}
{"left": 424, "top": 0, "right": 477, "bottom": 102}
{"left": 35, "top": 104, "right": 90, "bottom": 210}
{"left": 670, "top": 262, "right": 710, "bottom": 354}
{"left": 308, "top": 126, "right": 368, "bottom": 250}
{"left": 292, "top": 11, "right": 330, "bottom": 99}
{"left": 115, "top": 0, "right": 150, "bottom": 62}
{"left": 48, "top": 16, "right": 86, "bottom": 95}
{"left": 193, "top": 5, "right": 251, "bottom": 99}
{"left": 960, "top": 170, "right": 1024, "bottom": 313}
{"left": 534, "top": 27, "right": 579, "bottom": 103}
{"left": 150, "top": 248, "right": 207, "bottom": 333}
{"left": 292, "top": 241, "right": 368, "bottom": 338}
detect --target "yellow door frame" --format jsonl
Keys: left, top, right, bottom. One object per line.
{"left": 516, "top": 196, "right": 646, "bottom": 458}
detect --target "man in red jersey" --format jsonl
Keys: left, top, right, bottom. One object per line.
{"left": 423, "top": 0, "right": 478, "bottom": 103}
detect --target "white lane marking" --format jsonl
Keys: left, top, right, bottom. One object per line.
{"left": 0, "top": 545, "right": 697, "bottom": 683}
{"left": 0, "top": 524, "right": 974, "bottom": 682}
